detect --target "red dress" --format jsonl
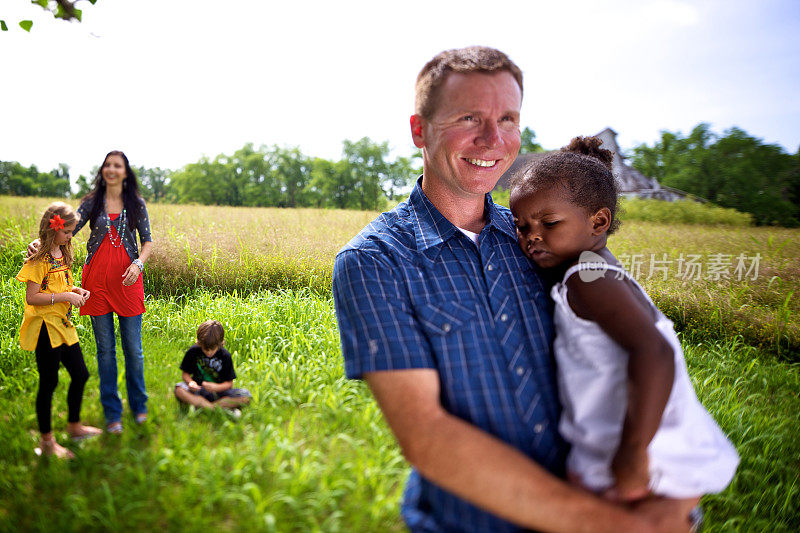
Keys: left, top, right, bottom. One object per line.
{"left": 80, "top": 213, "right": 146, "bottom": 317}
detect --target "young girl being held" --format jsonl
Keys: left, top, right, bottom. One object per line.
{"left": 509, "top": 137, "right": 739, "bottom": 516}
{"left": 16, "top": 202, "right": 102, "bottom": 458}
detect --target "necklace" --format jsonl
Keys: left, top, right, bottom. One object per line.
{"left": 104, "top": 199, "right": 127, "bottom": 248}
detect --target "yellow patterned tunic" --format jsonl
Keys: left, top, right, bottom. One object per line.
{"left": 16, "top": 254, "right": 79, "bottom": 350}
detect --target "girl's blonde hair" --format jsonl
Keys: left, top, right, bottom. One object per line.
{"left": 30, "top": 202, "right": 78, "bottom": 267}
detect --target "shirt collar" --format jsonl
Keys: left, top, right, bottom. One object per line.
{"left": 407, "top": 176, "right": 518, "bottom": 253}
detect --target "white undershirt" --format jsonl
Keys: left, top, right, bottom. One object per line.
{"left": 457, "top": 227, "right": 479, "bottom": 245}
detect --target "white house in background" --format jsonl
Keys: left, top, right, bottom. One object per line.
{"left": 495, "top": 127, "right": 696, "bottom": 201}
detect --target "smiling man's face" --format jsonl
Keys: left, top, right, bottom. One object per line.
{"left": 412, "top": 70, "right": 522, "bottom": 203}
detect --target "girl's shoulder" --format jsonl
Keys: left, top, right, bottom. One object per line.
{"left": 563, "top": 259, "right": 655, "bottom": 324}
{"left": 17, "top": 254, "right": 49, "bottom": 283}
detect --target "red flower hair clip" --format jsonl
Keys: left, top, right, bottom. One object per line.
{"left": 49, "top": 214, "right": 65, "bottom": 231}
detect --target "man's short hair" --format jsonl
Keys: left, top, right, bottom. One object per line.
{"left": 197, "top": 319, "right": 224, "bottom": 350}
{"left": 415, "top": 46, "right": 523, "bottom": 119}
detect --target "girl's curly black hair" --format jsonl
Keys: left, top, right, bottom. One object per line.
{"left": 511, "top": 136, "right": 621, "bottom": 234}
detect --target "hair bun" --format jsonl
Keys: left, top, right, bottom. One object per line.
{"left": 561, "top": 136, "right": 613, "bottom": 171}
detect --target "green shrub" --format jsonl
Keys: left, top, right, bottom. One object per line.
{"left": 619, "top": 197, "right": 752, "bottom": 226}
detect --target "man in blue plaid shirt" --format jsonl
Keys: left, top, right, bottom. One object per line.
{"left": 333, "top": 47, "right": 695, "bottom": 532}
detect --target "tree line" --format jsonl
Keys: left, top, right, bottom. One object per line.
{"left": 630, "top": 124, "right": 800, "bottom": 226}
{"left": 1, "top": 137, "right": 421, "bottom": 212}
{"left": 3, "top": 125, "right": 798, "bottom": 224}
{"left": 162, "top": 139, "right": 419, "bottom": 210}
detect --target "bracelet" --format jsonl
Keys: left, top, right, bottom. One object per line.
{"left": 132, "top": 258, "right": 144, "bottom": 271}
{"left": 51, "top": 293, "right": 54, "bottom": 305}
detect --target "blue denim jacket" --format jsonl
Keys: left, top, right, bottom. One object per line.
{"left": 75, "top": 197, "right": 152, "bottom": 265}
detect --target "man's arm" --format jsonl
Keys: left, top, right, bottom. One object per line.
{"left": 365, "top": 368, "right": 695, "bottom": 533}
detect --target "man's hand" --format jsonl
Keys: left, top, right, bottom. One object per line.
{"left": 364, "top": 368, "right": 685, "bottom": 532}
{"left": 631, "top": 496, "right": 699, "bottom": 533}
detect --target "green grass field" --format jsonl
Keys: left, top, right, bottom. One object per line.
{"left": 0, "top": 196, "right": 798, "bottom": 531}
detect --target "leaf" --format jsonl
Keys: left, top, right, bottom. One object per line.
{"left": 89, "top": 0, "right": 98, "bottom": 4}
{"left": 19, "top": 20, "right": 33, "bottom": 32}
{"left": 74, "top": 8, "right": 82, "bottom": 21}
{"left": 34, "top": 0, "right": 49, "bottom": 8}
{"left": 0, "top": 21, "right": 7, "bottom": 31}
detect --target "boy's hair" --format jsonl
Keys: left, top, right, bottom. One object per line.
{"left": 415, "top": 46, "right": 523, "bottom": 119}
{"left": 511, "top": 136, "right": 622, "bottom": 235}
{"left": 31, "top": 202, "right": 78, "bottom": 267}
{"left": 196, "top": 320, "right": 224, "bottom": 351}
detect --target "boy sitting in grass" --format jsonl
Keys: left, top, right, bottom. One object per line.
{"left": 174, "top": 320, "right": 251, "bottom": 413}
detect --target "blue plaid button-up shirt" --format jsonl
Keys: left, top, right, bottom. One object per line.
{"left": 333, "top": 179, "right": 567, "bottom": 532}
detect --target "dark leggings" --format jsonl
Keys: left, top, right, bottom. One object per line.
{"left": 35, "top": 325, "right": 89, "bottom": 434}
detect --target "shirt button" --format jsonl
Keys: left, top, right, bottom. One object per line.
{"left": 500, "top": 313, "right": 508, "bottom": 322}
{"left": 516, "top": 366, "right": 524, "bottom": 376}
{"left": 487, "top": 264, "right": 494, "bottom": 271}
{"left": 442, "top": 323, "right": 451, "bottom": 333}
{"left": 534, "top": 423, "right": 544, "bottom": 434}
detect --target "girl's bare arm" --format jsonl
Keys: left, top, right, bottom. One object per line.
{"left": 25, "top": 281, "right": 86, "bottom": 307}
{"left": 566, "top": 273, "right": 675, "bottom": 499}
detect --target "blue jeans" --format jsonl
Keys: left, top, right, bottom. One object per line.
{"left": 91, "top": 313, "right": 147, "bottom": 424}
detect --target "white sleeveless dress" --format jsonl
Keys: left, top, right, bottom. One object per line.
{"left": 551, "top": 262, "right": 739, "bottom": 498}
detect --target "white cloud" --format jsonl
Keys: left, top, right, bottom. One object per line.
{"left": 1, "top": 0, "right": 797, "bottom": 182}
{"left": 640, "top": 0, "right": 701, "bottom": 27}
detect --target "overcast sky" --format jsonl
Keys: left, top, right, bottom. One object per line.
{"left": 2, "top": 0, "right": 798, "bottom": 182}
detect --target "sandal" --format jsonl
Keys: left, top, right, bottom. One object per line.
{"left": 135, "top": 413, "right": 147, "bottom": 425}
{"left": 107, "top": 422, "right": 123, "bottom": 434}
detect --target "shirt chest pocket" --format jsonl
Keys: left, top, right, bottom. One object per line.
{"left": 415, "top": 298, "right": 485, "bottom": 374}
{"left": 417, "top": 299, "right": 476, "bottom": 336}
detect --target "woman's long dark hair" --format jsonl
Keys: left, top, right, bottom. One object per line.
{"left": 82, "top": 150, "right": 143, "bottom": 231}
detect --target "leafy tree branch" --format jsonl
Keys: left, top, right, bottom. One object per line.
{"left": 1, "top": 0, "right": 98, "bottom": 32}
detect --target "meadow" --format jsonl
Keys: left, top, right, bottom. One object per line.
{"left": 0, "top": 195, "right": 798, "bottom": 532}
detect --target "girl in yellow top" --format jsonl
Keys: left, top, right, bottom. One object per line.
{"left": 16, "top": 202, "right": 101, "bottom": 458}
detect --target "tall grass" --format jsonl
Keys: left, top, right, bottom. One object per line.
{"left": 0, "top": 288, "right": 406, "bottom": 532}
{"left": 0, "top": 288, "right": 797, "bottom": 530}
{"left": 0, "top": 196, "right": 798, "bottom": 530}
{"left": 684, "top": 337, "right": 800, "bottom": 531}
{"left": 2, "top": 196, "right": 797, "bottom": 357}
{"left": 609, "top": 221, "right": 800, "bottom": 358}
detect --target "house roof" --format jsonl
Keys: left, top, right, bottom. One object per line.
{"left": 495, "top": 128, "right": 666, "bottom": 195}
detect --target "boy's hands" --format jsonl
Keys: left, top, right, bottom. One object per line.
{"left": 607, "top": 443, "right": 651, "bottom": 501}
{"left": 187, "top": 380, "right": 202, "bottom": 392}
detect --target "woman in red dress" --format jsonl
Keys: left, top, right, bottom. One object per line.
{"left": 73, "top": 151, "right": 153, "bottom": 433}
